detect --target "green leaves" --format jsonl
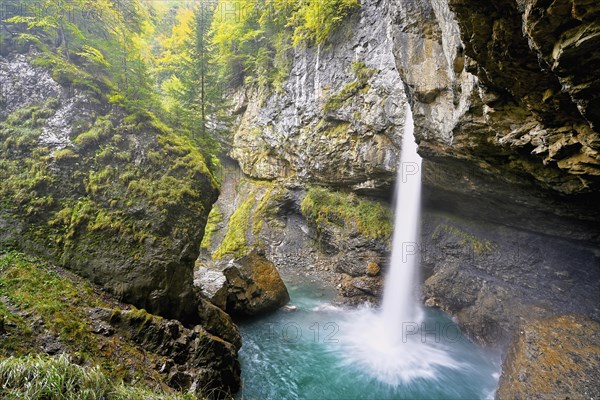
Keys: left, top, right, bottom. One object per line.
{"left": 76, "top": 45, "right": 110, "bottom": 68}
{"left": 209, "top": 0, "right": 361, "bottom": 90}
{"left": 291, "top": 0, "right": 360, "bottom": 46}
{"left": 5, "top": 15, "right": 57, "bottom": 30}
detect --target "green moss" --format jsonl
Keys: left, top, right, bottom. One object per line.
{"left": 0, "top": 301, "right": 32, "bottom": 356}
{"left": 156, "top": 127, "right": 217, "bottom": 189}
{"left": 323, "top": 61, "right": 377, "bottom": 113}
{"left": 322, "top": 122, "right": 351, "bottom": 137}
{"left": 200, "top": 205, "right": 223, "bottom": 250}
{"left": 0, "top": 252, "right": 101, "bottom": 355}
{"left": 1, "top": 91, "right": 217, "bottom": 358}
{"left": 213, "top": 192, "right": 256, "bottom": 260}
{"left": 252, "top": 186, "right": 275, "bottom": 235}
{"left": 0, "top": 108, "right": 56, "bottom": 216}
{"left": 1, "top": 100, "right": 217, "bottom": 263}
{"left": 87, "top": 166, "right": 117, "bottom": 195}
{"left": 53, "top": 148, "right": 79, "bottom": 162}
{"left": 32, "top": 53, "right": 104, "bottom": 95}
{"left": 432, "top": 224, "right": 496, "bottom": 255}
{"left": 301, "top": 187, "right": 393, "bottom": 241}
{"left": 73, "top": 117, "right": 113, "bottom": 148}
{"left": 118, "top": 307, "right": 160, "bottom": 338}
{"left": 112, "top": 134, "right": 124, "bottom": 144}
{"left": 0, "top": 102, "right": 56, "bottom": 152}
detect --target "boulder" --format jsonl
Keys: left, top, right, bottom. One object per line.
{"left": 195, "top": 252, "right": 290, "bottom": 318}
{"left": 223, "top": 251, "right": 290, "bottom": 317}
{"left": 497, "top": 314, "right": 600, "bottom": 399}
{"left": 195, "top": 266, "right": 228, "bottom": 310}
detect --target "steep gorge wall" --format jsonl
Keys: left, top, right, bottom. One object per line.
{"left": 220, "top": 0, "right": 600, "bottom": 344}
{"left": 425, "top": 0, "right": 600, "bottom": 242}
{"left": 230, "top": 0, "right": 406, "bottom": 193}
{"left": 0, "top": 51, "right": 218, "bottom": 325}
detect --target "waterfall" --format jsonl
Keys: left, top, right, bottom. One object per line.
{"left": 381, "top": 105, "right": 423, "bottom": 340}
{"left": 337, "top": 104, "right": 460, "bottom": 386}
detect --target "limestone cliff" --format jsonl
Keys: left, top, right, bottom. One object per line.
{"left": 227, "top": 0, "right": 599, "bottom": 239}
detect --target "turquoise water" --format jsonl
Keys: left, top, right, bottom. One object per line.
{"left": 237, "top": 283, "right": 500, "bottom": 400}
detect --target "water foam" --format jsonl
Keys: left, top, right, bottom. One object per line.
{"left": 337, "top": 307, "right": 463, "bottom": 386}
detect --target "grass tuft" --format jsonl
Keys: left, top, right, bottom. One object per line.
{"left": 0, "top": 354, "right": 196, "bottom": 399}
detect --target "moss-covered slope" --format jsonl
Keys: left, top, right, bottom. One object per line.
{"left": 0, "top": 251, "right": 238, "bottom": 397}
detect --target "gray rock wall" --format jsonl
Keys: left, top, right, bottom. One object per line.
{"left": 230, "top": 0, "right": 407, "bottom": 193}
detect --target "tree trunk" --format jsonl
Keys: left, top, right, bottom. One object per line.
{"left": 59, "top": 20, "right": 70, "bottom": 61}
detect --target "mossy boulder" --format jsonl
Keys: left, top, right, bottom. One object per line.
{"left": 222, "top": 251, "right": 290, "bottom": 318}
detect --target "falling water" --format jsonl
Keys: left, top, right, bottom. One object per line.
{"left": 334, "top": 105, "right": 464, "bottom": 386}
{"left": 381, "top": 104, "right": 423, "bottom": 338}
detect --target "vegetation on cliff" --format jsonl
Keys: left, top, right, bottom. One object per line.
{"left": 301, "top": 187, "right": 393, "bottom": 241}
{"left": 0, "top": 90, "right": 218, "bottom": 321}
{"left": 0, "top": 0, "right": 225, "bottom": 322}
{"left": 323, "top": 61, "right": 376, "bottom": 114}
{"left": 213, "top": 191, "right": 256, "bottom": 260}
{"left": 210, "top": 0, "right": 361, "bottom": 90}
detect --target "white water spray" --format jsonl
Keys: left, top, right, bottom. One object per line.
{"left": 336, "top": 105, "right": 461, "bottom": 386}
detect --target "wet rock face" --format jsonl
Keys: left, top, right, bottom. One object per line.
{"left": 420, "top": 211, "right": 600, "bottom": 346}
{"left": 496, "top": 314, "right": 600, "bottom": 399}
{"left": 404, "top": 0, "right": 600, "bottom": 241}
